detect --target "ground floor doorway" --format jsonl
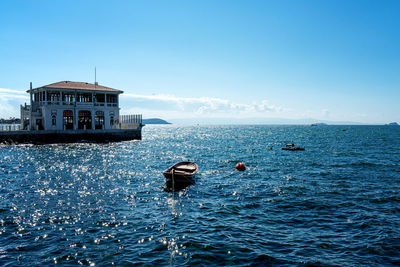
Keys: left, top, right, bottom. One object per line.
{"left": 78, "top": 110, "right": 92, "bottom": 130}
{"left": 63, "top": 110, "right": 74, "bottom": 130}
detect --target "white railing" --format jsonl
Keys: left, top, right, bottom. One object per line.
{"left": 119, "top": 114, "right": 142, "bottom": 129}
{"left": 0, "top": 124, "right": 22, "bottom": 131}
{"left": 119, "top": 114, "right": 142, "bottom": 124}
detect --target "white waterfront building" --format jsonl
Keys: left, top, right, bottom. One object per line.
{"left": 20, "top": 81, "right": 124, "bottom": 131}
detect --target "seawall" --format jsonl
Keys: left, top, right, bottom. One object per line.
{"left": 0, "top": 128, "right": 142, "bottom": 144}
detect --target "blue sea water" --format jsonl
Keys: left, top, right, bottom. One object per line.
{"left": 0, "top": 125, "right": 399, "bottom": 266}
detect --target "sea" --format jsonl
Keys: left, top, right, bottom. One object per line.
{"left": 0, "top": 125, "right": 399, "bottom": 266}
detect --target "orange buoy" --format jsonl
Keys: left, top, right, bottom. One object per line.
{"left": 235, "top": 162, "right": 246, "bottom": 171}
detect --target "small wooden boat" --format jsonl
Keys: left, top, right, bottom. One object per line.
{"left": 163, "top": 161, "right": 198, "bottom": 189}
{"left": 282, "top": 144, "right": 305, "bottom": 151}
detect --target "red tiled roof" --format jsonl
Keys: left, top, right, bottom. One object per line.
{"left": 29, "top": 81, "right": 123, "bottom": 93}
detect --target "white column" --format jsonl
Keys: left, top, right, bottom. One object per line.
{"left": 91, "top": 111, "right": 95, "bottom": 130}
{"left": 74, "top": 108, "right": 78, "bottom": 130}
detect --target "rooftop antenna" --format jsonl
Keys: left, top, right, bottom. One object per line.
{"left": 95, "top": 67, "right": 97, "bottom": 87}
{"left": 29, "top": 82, "right": 33, "bottom": 130}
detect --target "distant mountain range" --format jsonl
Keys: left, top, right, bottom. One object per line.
{"left": 142, "top": 118, "right": 171, "bottom": 124}
{"left": 168, "top": 117, "right": 369, "bottom": 125}
{"left": 142, "top": 117, "right": 398, "bottom": 125}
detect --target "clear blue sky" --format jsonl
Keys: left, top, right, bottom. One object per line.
{"left": 1, "top": 0, "right": 399, "bottom": 123}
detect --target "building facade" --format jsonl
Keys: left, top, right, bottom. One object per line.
{"left": 21, "top": 81, "right": 122, "bottom": 131}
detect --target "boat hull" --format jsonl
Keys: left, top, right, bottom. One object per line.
{"left": 163, "top": 161, "right": 198, "bottom": 191}
{"left": 163, "top": 172, "right": 195, "bottom": 183}
{"left": 282, "top": 147, "right": 305, "bottom": 151}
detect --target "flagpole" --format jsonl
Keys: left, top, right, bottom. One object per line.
{"left": 29, "top": 82, "right": 33, "bottom": 130}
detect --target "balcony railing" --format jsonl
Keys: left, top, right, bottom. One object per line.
{"left": 120, "top": 114, "right": 142, "bottom": 124}
{"left": 43, "top": 101, "right": 118, "bottom": 107}
{"left": 119, "top": 114, "right": 142, "bottom": 129}
{"left": 0, "top": 124, "right": 22, "bottom": 131}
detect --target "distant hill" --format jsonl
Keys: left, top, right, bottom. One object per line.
{"left": 142, "top": 118, "right": 171, "bottom": 124}
{"left": 386, "top": 122, "right": 399, "bottom": 126}
{"left": 169, "top": 117, "right": 366, "bottom": 125}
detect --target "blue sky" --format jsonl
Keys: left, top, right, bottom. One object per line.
{"left": 0, "top": 0, "right": 399, "bottom": 124}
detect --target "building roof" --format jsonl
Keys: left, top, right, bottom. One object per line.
{"left": 29, "top": 81, "right": 123, "bottom": 93}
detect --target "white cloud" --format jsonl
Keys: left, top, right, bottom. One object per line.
{"left": 0, "top": 88, "right": 28, "bottom": 100}
{"left": 120, "top": 93, "right": 285, "bottom": 118}
{"left": 0, "top": 88, "right": 314, "bottom": 122}
{"left": 0, "top": 88, "right": 29, "bottom": 118}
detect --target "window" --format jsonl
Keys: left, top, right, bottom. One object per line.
{"left": 47, "top": 92, "right": 60, "bottom": 103}
{"left": 77, "top": 93, "right": 92, "bottom": 103}
{"left": 78, "top": 110, "right": 92, "bottom": 130}
{"left": 95, "top": 111, "right": 104, "bottom": 129}
{"left": 52, "top": 115, "right": 56, "bottom": 126}
{"left": 63, "top": 110, "right": 74, "bottom": 130}
{"left": 62, "top": 93, "right": 75, "bottom": 104}
{"left": 95, "top": 94, "right": 105, "bottom": 102}
{"left": 110, "top": 116, "right": 114, "bottom": 127}
{"left": 106, "top": 94, "right": 117, "bottom": 103}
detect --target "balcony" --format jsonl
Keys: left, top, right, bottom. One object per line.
{"left": 42, "top": 100, "right": 117, "bottom": 108}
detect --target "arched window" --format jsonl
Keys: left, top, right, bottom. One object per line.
{"left": 110, "top": 116, "right": 114, "bottom": 128}
{"left": 95, "top": 111, "right": 104, "bottom": 129}
{"left": 78, "top": 110, "right": 92, "bottom": 130}
{"left": 52, "top": 115, "right": 56, "bottom": 126}
{"left": 63, "top": 110, "right": 73, "bottom": 130}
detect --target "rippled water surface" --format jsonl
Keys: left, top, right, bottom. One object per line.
{"left": 1, "top": 125, "right": 399, "bottom": 266}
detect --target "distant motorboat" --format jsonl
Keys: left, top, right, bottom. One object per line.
{"left": 163, "top": 161, "right": 198, "bottom": 190}
{"left": 282, "top": 144, "right": 305, "bottom": 151}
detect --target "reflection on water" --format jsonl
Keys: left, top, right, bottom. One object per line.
{"left": 0, "top": 125, "right": 399, "bottom": 265}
